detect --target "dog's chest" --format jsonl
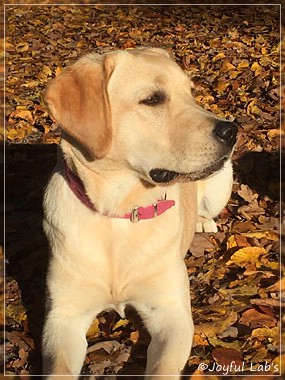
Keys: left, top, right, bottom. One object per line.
{"left": 72, "top": 205, "right": 182, "bottom": 269}
{"left": 69, "top": 212, "right": 179, "bottom": 290}
{"left": 44, "top": 172, "right": 185, "bottom": 305}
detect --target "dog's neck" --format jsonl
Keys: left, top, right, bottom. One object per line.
{"left": 60, "top": 141, "right": 174, "bottom": 217}
{"left": 63, "top": 160, "right": 175, "bottom": 222}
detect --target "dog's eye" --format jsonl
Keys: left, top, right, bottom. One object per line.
{"left": 140, "top": 91, "right": 166, "bottom": 106}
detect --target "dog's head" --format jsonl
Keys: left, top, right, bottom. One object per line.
{"left": 44, "top": 48, "right": 237, "bottom": 185}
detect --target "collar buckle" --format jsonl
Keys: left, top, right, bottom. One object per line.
{"left": 131, "top": 206, "right": 140, "bottom": 223}
{"left": 131, "top": 202, "right": 159, "bottom": 223}
{"left": 153, "top": 203, "right": 158, "bottom": 218}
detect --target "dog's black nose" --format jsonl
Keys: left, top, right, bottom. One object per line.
{"left": 213, "top": 121, "right": 237, "bottom": 147}
{"left": 149, "top": 169, "right": 179, "bottom": 183}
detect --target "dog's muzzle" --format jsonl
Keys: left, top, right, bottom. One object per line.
{"left": 150, "top": 121, "right": 237, "bottom": 185}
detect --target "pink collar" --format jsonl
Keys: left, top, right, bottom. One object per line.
{"left": 63, "top": 161, "right": 175, "bottom": 223}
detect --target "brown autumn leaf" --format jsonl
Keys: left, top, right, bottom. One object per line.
{"left": 193, "top": 333, "right": 209, "bottom": 347}
{"left": 232, "top": 221, "right": 257, "bottom": 232}
{"left": 212, "top": 52, "right": 226, "bottom": 62}
{"left": 234, "top": 234, "right": 252, "bottom": 247}
{"left": 214, "top": 81, "right": 230, "bottom": 92}
{"left": 37, "top": 64, "right": 53, "bottom": 81}
{"left": 86, "top": 340, "right": 121, "bottom": 355}
{"left": 212, "top": 347, "right": 243, "bottom": 367}
{"left": 9, "top": 109, "right": 34, "bottom": 124}
{"left": 238, "top": 199, "right": 266, "bottom": 219}
{"left": 237, "top": 59, "right": 250, "bottom": 69}
{"left": 237, "top": 184, "right": 258, "bottom": 202}
{"left": 251, "top": 61, "right": 263, "bottom": 76}
{"left": 21, "top": 80, "right": 41, "bottom": 88}
{"left": 189, "top": 233, "right": 216, "bottom": 257}
{"left": 239, "top": 308, "right": 277, "bottom": 329}
{"left": 15, "top": 41, "right": 29, "bottom": 52}
{"left": 251, "top": 327, "right": 279, "bottom": 345}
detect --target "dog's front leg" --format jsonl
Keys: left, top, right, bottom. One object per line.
{"left": 41, "top": 259, "right": 101, "bottom": 380}
{"left": 144, "top": 302, "right": 193, "bottom": 380}
{"left": 137, "top": 271, "right": 194, "bottom": 380}
{"left": 196, "top": 159, "right": 233, "bottom": 233}
{"left": 42, "top": 307, "right": 95, "bottom": 380}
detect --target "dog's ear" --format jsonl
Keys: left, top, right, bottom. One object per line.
{"left": 133, "top": 47, "right": 171, "bottom": 59}
{"left": 44, "top": 54, "right": 114, "bottom": 159}
{"left": 144, "top": 47, "right": 171, "bottom": 58}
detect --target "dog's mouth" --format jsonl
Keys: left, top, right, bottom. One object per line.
{"left": 149, "top": 156, "right": 229, "bottom": 184}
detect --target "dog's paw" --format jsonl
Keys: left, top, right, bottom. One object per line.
{"left": 196, "top": 217, "right": 218, "bottom": 233}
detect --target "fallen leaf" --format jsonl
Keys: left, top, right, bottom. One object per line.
{"left": 267, "top": 129, "right": 281, "bottom": 140}
{"left": 9, "top": 109, "right": 34, "bottom": 124}
{"left": 112, "top": 318, "right": 129, "bottom": 331}
{"left": 239, "top": 308, "right": 277, "bottom": 328}
{"left": 214, "top": 81, "right": 229, "bottom": 92}
{"left": 218, "top": 326, "right": 239, "bottom": 339}
{"left": 220, "top": 60, "right": 236, "bottom": 72}
{"left": 237, "top": 59, "right": 250, "bottom": 69}
{"left": 38, "top": 64, "right": 53, "bottom": 81}
{"left": 227, "top": 246, "right": 268, "bottom": 268}
{"left": 189, "top": 233, "right": 216, "bottom": 257}
{"left": 89, "top": 359, "right": 112, "bottom": 373}
{"left": 86, "top": 319, "right": 100, "bottom": 339}
{"left": 16, "top": 42, "right": 29, "bottom": 52}
{"left": 130, "top": 330, "right": 139, "bottom": 343}
{"left": 193, "top": 332, "right": 209, "bottom": 347}
{"left": 212, "top": 52, "right": 226, "bottom": 62}
{"left": 251, "top": 326, "right": 278, "bottom": 344}
{"left": 87, "top": 340, "right": 121, "bottom": 354}
{"left": 212, "top": 347, "right": 243, "bottom": 367}
{"left": 208, "top": 336, "right": 242, "bottom": 350}
{"left": 237, "top": 184, "right": 257, "bottom": 202}
{"left": 21, "top": 80, "right": 40, "bottom": 88}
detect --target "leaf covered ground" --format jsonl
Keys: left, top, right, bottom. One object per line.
{"left": 3, "top": 3, "right": 283, "bottom": 379}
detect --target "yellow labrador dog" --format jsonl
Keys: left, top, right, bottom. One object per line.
{"left": 42, "top": 47, "right": 237, "bottom": 379}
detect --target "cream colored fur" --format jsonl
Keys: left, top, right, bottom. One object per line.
{"left": 42, "top": 48, "right": 235, "bottom": 379}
